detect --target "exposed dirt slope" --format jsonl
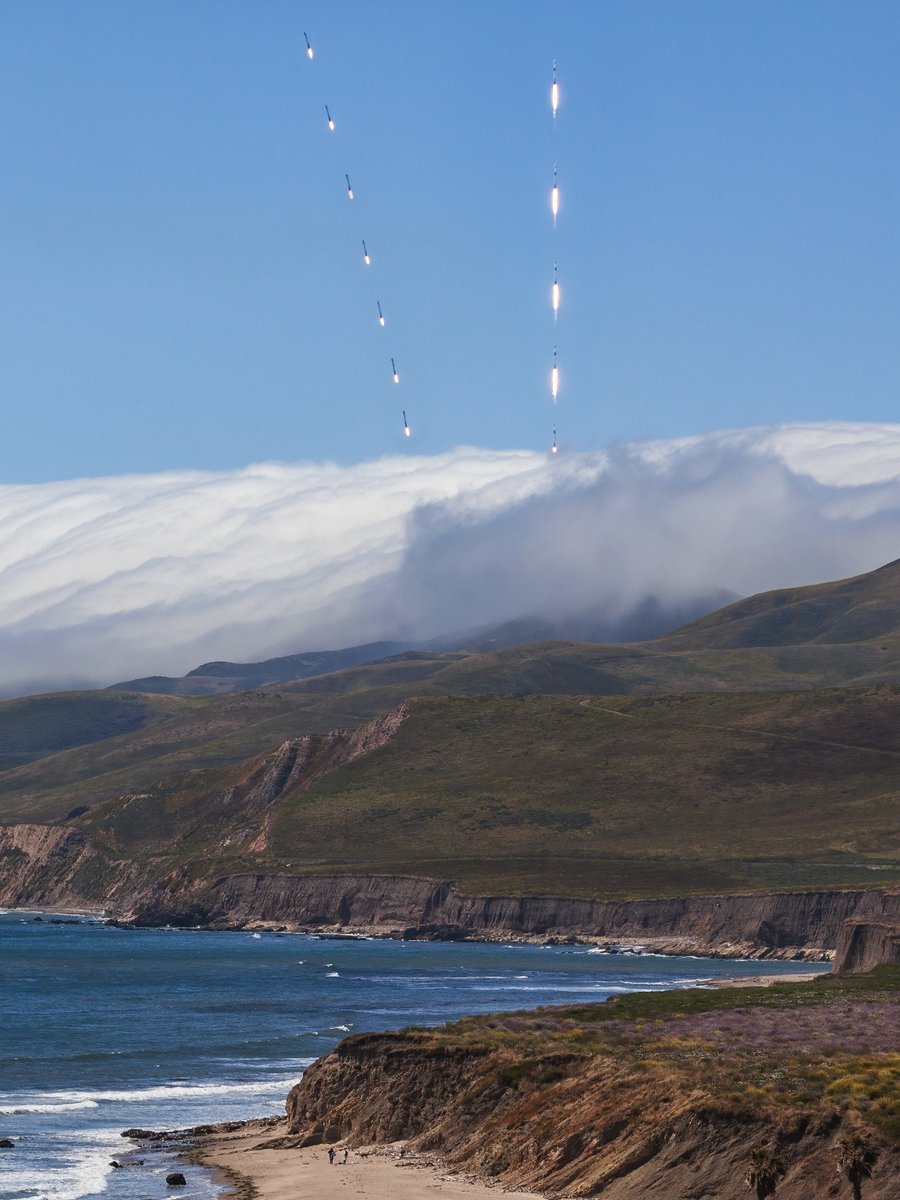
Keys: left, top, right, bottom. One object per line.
{"left": 284, "top": 972, "right": 900, "bottom": 1198}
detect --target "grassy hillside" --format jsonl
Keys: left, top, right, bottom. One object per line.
{"left": 0, "top": 692, "right": 184, "bottom": 772}
{"left": 663, "top": 557, "right": 900, "bottom": 649}
{"left": 68, "top": 688, "right": 900, "bottom": 900}
{"left": 6, "top": 557, "right": 900, "bottom": 838}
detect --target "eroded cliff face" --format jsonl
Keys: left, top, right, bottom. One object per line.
{"left": 0, "top": 817, "right": 898, "bottom": 958}
{"left": 284, "top": 1029, "right": 899, "bottom": 1199}
{"left": 835, "top": 918, "right": 900, "bottom": 972}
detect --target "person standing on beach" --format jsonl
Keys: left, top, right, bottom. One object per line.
{"left": 342, "top": 1149, "right": 348, "bottom": 1165}
{"left": 328, "top": 1148, "right": 335, "bottom": 1165}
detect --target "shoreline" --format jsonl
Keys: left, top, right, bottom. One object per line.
{"left": 158, "top": 968, "right": 829, "bottom": 1200}
{"left": 7, "top": 904, "right": 835, "bottom": 962}
{"left": 182, "top": 1119, "right": 545, "bottom": 1200}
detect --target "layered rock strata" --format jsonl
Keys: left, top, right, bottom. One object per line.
{"left": 1, "top": 819, "right": 898, "bottom": 959}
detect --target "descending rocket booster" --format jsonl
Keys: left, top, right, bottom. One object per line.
{"left": 551, "top": 164, "right": 559, "bottom": 223}
{"left": 391, "top": 357, "right": 400, "bottom": 384}
{"left": 325, "top": 105, "right": 335, "bottom": 131}
{"left": 551, "top": 60, "right": 559, "bottom": 119}
{"left": 345, "top": 174, "right": 354, "bottom": 200}
{"left": 552, "top": 261, "right": 560, "bottom": 320}
{"left": 377, "top": 300, "right": 385, "bottom": 326}
{"left": 403, "top": 410, "right": 411, "bottom": 437}
{"left": 304, "top": 32, "right": 314, "bottom": 59}
{"left": 552, "top": 426, "right": 558, "bottom": 454}
{"left": 551, "top": 347, "right": 559, "bottom": 401}
{"left": 362, "top": 240, "right": 371, "bottom": 265}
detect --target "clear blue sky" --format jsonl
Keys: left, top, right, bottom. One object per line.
{"left": 3, "top": 0, "right": 900, "bottom": 482}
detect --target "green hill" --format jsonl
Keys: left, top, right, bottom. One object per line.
{"left": 74, "top": 688, "right": 900, "bottom": 899}
{"left": 5, "top": 552, "right": 900, "bottom": 873}
{"left": 662, "top": 557, "right": 900, "bottom": 649}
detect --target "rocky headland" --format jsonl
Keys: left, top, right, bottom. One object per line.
{"left": 172, "top": 967, "right": 900, "bottom": 1200}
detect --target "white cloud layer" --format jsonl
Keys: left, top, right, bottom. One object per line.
{"left": 3, "top": 421, "right": 900, "bottom": 695}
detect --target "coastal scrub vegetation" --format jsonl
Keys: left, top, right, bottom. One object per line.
{"left": 288, "top": 968, "right": 899, "bottom": 1198}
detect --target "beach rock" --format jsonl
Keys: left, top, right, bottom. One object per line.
{"left": 165, "top": 1172, "right": 186, "bottom": 1186}
{"left": 0, "top": 1139, "right": 14, "bottom": 1148}
{"left": 122, "top": 1128, "right": 167, "bottom": 1141}
{"left": 109, "top": 1161, "right": 122, "bottom": 1169}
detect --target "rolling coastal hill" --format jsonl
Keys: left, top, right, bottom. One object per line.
{"left": 67, "top": 689, "right": 900, "bottom": 899}
{"left": 1, "top": 559, "right": 900, "bottom": 945}
{"left": 660, "top": 556, "right": 900, "bottom": 650}
{"left": 2, "top": 688, "right": 898, "bottom": 941}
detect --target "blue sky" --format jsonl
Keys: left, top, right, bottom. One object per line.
{"left": 3, "top": 1, "right": 900, "bottom": 482}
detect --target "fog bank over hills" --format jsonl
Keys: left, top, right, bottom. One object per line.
{"left": 3, "top": 421, "right": 900, "bottom": 697}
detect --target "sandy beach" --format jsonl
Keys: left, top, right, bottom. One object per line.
{"left": 189, "top": 1120, "right": 544, "bottom": 1200}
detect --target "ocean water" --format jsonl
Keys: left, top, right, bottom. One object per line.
{"left": 0, "top": 911, "right": 824, "bottom": 1200}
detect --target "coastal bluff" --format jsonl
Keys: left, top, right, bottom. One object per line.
{"left": 1, "top": 820, "right": 898, "bottom": 959}
{"left": 282, "top": 970, "right": 900, "bottom": 1198}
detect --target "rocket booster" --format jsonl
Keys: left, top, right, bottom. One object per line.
{"left": 345, "top": 174, "right": 354, "bottom": 200}
{"left": 362, "top": 240, "right": 370, "bottom": 265}
{"left": 403, "top": 410, "right": 411, "bottom": 437}
{"left": 377, "top": 300, "right": 385, "bottom": 326}
{"left": 304, "top": 32, "right": 314, "bottom": 59}
{"left": 551, "top": 347, "right": 559, "bottom": 401}
{"left": 551, "top": 164, "right": 559, "bottom": 221}
{"left": 392, "top": 358, "right": 400, "bottom": 384}
{"left": 551, "top": 60, "right": 559, "bottom": 118}
{"left": 325, "top": 105, "right": 335, "bottom": 131}
{"left": 552, "top": 261, "right": 560, "bottom": 319}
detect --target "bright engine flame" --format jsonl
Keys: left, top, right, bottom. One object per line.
{"left": 327, "top": 117, "right": 335, "bottom": 131}
{"left": 404, "top": 424, "right": 411, "bottom": 437}
{"left": 379, "top": 315, "right": 385, "bottom": 327}
{"left": 364, "top": 252, "right": 371, "bottom": 265}
{"left": 551, "top": 82, "right": 559, "bottom": 115}
{"left": 306, "top": 46, "right": 314, "bottom": 59}
{"left": 552, "top": 280, "right": 560, "bottom": 314}
{"left": 551, "top": 365, "right": 559, "bottom": 400}
{"left": 551, "top": 185, "right": 559, "bottom": 218}
{"left": 551, "top": 443, "right": 558, "bottom": 454}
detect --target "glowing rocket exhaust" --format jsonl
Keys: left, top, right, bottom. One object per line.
{"left": 403, "top": 410, "right": 411, "bottom": 437}
{"left": 304, "top": 32, "right": 314, "bottom": 60}
{"left": 391, "top": 357, "right": 400, "bottom": 384}
{"left": 377, "top": 300, "right": 385, "bottom": 326}
{"left": 551, "top": 165, "right": 559, "bottom": 224}
{"left": 345, "top": 174, "right": 354, "bottom": 200}
{"left": 552, "top": 261, "right": 560, "bottom": 320}
{"left": 362, "top": 240, "right": 370, "bottom": 265}
{"left": 325, "top": 105, "right": 335, "bottom": 131}
{"left": 551, "top": 347, "right": 559, "bottom": 401}
{"left": 551, "top": 60, "right": 559, "bottom": 119}
{"left": 552, "top": 426, "right": 558, "bottom": 454}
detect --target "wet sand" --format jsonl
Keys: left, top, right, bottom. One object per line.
{"left": 189, "top": 1120, "right": 542, "bottom": 1200}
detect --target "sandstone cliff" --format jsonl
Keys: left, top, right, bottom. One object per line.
{"left": 283, "top": 997, "right": 899, "bottom": 1198}
{"left": 834, "top": 918, "right": 900, "bottom": 972}
{"left": 1, "top": 816, "right": 898, "bottom": 960}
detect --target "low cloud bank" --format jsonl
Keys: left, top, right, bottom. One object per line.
{"left": 2, "top": 422, "right": 900, "bottom": 695}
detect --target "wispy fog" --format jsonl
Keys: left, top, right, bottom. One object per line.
{"left": 2, "top": 422, "right": 900, "bottom": 696}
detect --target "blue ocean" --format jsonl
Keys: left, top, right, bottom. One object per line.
{"left": 0, "top": 911, "right": 824, "bottom": 1200}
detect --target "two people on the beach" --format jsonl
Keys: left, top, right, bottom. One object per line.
{"left": 327, "top": 1148, "right": 348, "bottom": 1165}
